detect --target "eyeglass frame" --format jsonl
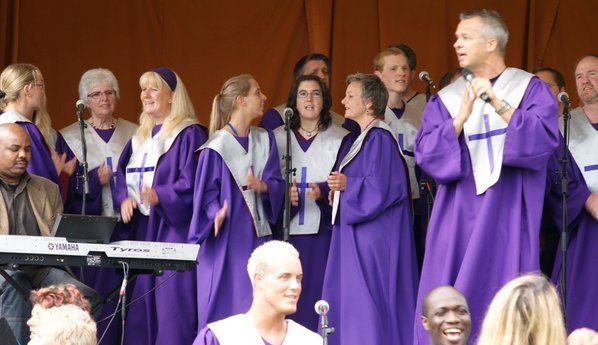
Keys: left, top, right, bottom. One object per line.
{"left": 297, "top": 90, "right": 322, "bottom": 99}
{"left": 87, "top": 89, "right": 117, "bottom": 100}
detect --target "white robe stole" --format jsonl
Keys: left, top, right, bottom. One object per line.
{"left": 209, "top": 314, "right": 322, "bottom": 345}
{"left": 561, "top": 107, "right": 598, "bottom": 192}
{"left": 61, "top": 119, "right": 138, "bottom": 215}
{"left": 274, "top": 124, "right": 348, "bottom": 235}
{"left": 125, "top": 122, "right": 192, "bottom": 216}
{"left": 440, "top": 67, "right": 532, "bottom": 194}
{"left": 384, "top": 104, "right": 420, "bottom": 199}
{"left": 200, "top": 127, "right": 272, "bottom": 237}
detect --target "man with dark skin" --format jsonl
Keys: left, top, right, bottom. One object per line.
{"left": 421, "top": 285, "right": 471, "bottom": 345}
{"left": 0, "top": 123, "right": 101, "bottom": 344}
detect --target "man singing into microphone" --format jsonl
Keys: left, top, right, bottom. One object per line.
{"left": 413, "top": 9, "right": 558, "bottom": 344}
{"left": 193, "top": 240, "right": 322, "bottom": 345}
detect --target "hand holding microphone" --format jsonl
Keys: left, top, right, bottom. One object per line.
{"left": 461, "top": 68, "right": 491, "bottom": 103}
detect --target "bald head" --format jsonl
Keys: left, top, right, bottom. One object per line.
{"left": 0, "top": 123, "right": 31, "bottom": 184}
{"left": 422, "top": 286, "right": 471, "bottom": 345}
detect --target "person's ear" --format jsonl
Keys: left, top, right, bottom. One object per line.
{"left": 421, "top": 315, "right": 430, "bottom": 331}
{"left": 486, "top": 38, "right": 498, "bottom": 53}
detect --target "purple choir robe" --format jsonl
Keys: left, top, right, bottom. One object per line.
{"left": 18, "top": 122, "right": 60, "bottom": 186}
{"left": 322, "top": 127, "right": 418, "bottom": 345}
{"left": 55, "top": 127, "right": 132, "bottom": 343}
{"left": 413, "top": 77, "right": 559, "bottom": 345}
{"left": 545, "top": 136, "right": 598, "bottom": 332}
{"left": 189, "top": 130, "right": 284, "bottom": 332}
{"left": 258, "top": 108, "right": 284, "bottom": 132}
{"left": 284, "top": 132, "right": 352, "bottom": 332}
{"left": 55, "top": 129, "right": 117, "bottom": 215}
{"left": 113, "top": 124, "right": 207, "bottom": 345}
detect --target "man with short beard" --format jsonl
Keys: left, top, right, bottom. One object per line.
{"left": 0, "top": 123, "right": 101, "bottom": 344}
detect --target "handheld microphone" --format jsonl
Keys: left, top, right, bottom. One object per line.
{"left": 557, "top": 91, "right": 571, "bottom": 106}
{"left": 461, "top": 68, "right": 490, "bottom": 103}
{"left": 419, "top": 71, "right": 436, "bottom": 89}
{"left": 283, "top": 107, "right": 294, "bottom": 119}
{"left": 315, "top": 299, "right": 329, "bottom": 316}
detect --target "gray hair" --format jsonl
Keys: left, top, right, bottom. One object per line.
{"left": 460, "top": 9, "right": 509, "bottom": 55}
{"left": 345, "top": 73, "right": 388, "bottom": 116}
{"left": 78, "top": 68, "right": 120, "bottom": 106}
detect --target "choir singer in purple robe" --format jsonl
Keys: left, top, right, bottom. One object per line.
{"left": 272, "top": 75, "right": 351, "bottom": 331}
{"left": 188, "top": 74, "right": 284, "bottom": 332}
{"left": 0, "top": 63, "right": 74, "bottom": 192}
{"left": 413, "top": 9, "right": 559, "bottom": 344}
{"left": 114, "top": 67, "right": 207, "bottom": 345}
{"left": 322, "top": 73, "right": 418, "bottom": 345}
{"left": 56, "top": 68, "right": 138, "bottom": 216}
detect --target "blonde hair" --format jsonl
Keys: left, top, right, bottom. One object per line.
{"left": 0, "top": 63, "right": 55, "bottom": 149}
{"left": 247, "top": 240, "right": 299, "bottom": 286}
{"left": 373, "top": 47, "right": 406, "bottom": 72}
{"left": 29, "top": 304, "right": 96, "bottom": 345}
{"left": 134, "top": 70, "right": 198, "bottom": 143}
{"left": 209, "top": 74, "right": 253, "bottom": 136}
{"left": 476, "top": 274, "right": 566, "bottom": 345}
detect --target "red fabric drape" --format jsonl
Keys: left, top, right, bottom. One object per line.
{"left": 1, "top": 0, "right": 596, "bottom": 130}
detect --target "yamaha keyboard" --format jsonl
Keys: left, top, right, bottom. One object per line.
{"left": 0, "top": 235, "right": 199, "bottom": 272}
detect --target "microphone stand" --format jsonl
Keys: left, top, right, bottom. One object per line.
{"left": 320, "top": 313, "right": 335, "bottom": 345}
{"left": 559, "top": 103, "right": 571, "bottom": 324}
{"left": 421, "top": 82, "right": 435, "bottom": 225}
{"left": 424, "top": 83, "right": 432, "bottom": 102}
{"left": 282, "top": 110, "right": 295, "bottom": 242}
{"left": 76, "top": 107, "right": 90, "bottom": 215}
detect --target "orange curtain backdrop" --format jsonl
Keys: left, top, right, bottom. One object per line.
{"left": 1, "top": 0, "right": 596, "bottom": 130}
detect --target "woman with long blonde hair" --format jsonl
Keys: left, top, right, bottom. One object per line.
{"left": 189, "top": 74, "right": 284, "bottom": 333}
{"left": 114, "top": 67, "right": 207, "bottom": 345}
{"left": 0, "top": 63, "right": 74, "bottom": 189}
{"left": 476, "top": 274, "right": 567, "bottom": 345}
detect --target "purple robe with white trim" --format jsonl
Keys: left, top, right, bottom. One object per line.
{"left": 188, "top": 130, "right": 284, "bottom": 331}
{"left": 113, "top": 123, "right": 207, "bottom": 345}
{"left": 322, "top": 127, "right": 418, "bottom": 345}
{"left": 282, "top": 131, "right": 352, "bottom": 331}
{"left": 413, "top": 77, "right": 559, "bottom": 345}
{"left": 546, "top": 136, "right": 598, "bottom": 332}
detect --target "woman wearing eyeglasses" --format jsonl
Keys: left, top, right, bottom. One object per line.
{"left": 0, "top": 63, "right": 68, "bottom": 188}
{"left": 56, "top": 68, "right": 138, "bottom": 216}
{"left": 271, "top": 74, "right": 351, "bottom": 331}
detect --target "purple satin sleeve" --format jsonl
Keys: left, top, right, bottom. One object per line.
{"left": 258, "top": 108, "right": 284, "bottom": 132}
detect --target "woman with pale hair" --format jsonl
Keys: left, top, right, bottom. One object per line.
{"left": 114, "top": 67, "right": 207, "bottom": 345}
{"left": 476, "top": 274, "right": 567, "bottom": 345}
{"left": 322, "top": 73, "right": 417, "bottom": 345}
{"left": 56, "top": 68, "right": 138, "bottom": 216}
{"left": 188, "top": 74, "right": 284, "bottom": 331}
{"left": 0, "top": 63, "right": 74, "bottom": 189}
{"left": 28, "top": 304, "right": 96, "bottom": 345}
